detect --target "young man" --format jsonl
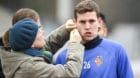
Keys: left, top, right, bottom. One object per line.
{"left": 0, "top": 18, "right": 84, "bottom": 78}
{"left": 55, "top": 0, "right": 134, "bottom": 78}
{"left": 0, "top": 8, "right": 76, "bottom": 78}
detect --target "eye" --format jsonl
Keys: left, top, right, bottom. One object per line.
{"left": 80, "top": 20, "right": 86, "bottom": 24}
{"left": 89, "top": 20, "right": 95, "bottom": 23}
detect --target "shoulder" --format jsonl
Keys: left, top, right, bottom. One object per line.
{"left": 21, "top": 56, "right": 46, "bottom": 68}
{"left": 102, "top": 39, "right": 128, "bottom": 57}
{"left": 101, "top": 39, "right": 124, "bottom": 48}
{"left": 15, "top": 56, "right": 53, "bottom": 78}
{"left": 100, "top": 39, "right": 126, "bottom": 55}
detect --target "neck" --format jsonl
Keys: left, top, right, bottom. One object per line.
{"left": 83, "top": 36, "right": 103, "bottom": 50}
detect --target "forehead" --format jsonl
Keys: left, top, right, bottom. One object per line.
{"left": 76, "top": 11, "right": 98, "bottom": 20}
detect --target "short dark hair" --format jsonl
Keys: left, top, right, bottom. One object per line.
{"left": 12, "top": 8, "right": 40, "bottom": 25}
{"left": 74, "top": 0, "right": 100, "bottom": 19}
{"left": 99, "top": 12, "right": 106, "bottom": 23}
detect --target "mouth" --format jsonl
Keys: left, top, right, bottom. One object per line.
{"left": 85, "top": 32, "right": 92, "bottom": 37}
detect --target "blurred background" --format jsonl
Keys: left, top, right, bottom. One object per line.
{"left": 0, "top": 0, "right": 140, "bottom": 77}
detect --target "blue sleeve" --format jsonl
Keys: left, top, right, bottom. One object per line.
{"left": 54, "top": 49, "right": 67, "bottom": 65}
{"left": 117, "top": 46, "right": 134, "bottom": 78}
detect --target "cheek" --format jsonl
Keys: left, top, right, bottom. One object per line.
{"left": 39, "top": 36, "right": 44, "bottom": 43}
{"left": 40, "top": 35, "right": 45, "bottom": 43}
{"left": 36, "top": 36, "right": 45, "bottom": 47}
{"left": 35, "top": 34, "right": 43, "bottom": 43}
{"left": 77, "top": 28, "right": 84, "bottom": 36}
{"left": 77, "top": 26, "right": 81, "bottom": 31}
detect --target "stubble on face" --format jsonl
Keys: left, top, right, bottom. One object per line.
{"left": 75, "top": 11, "right": 99, "bottom": 42}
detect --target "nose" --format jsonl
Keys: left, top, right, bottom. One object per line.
{"left": 85, "top": 22, "right": 90, "bottom": 29}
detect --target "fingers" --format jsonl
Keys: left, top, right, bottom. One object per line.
{"left": 65, "top": 19, "right": 77, "bottom": 32}
{"left": 70, "top": 29, "right": 82, "bottom": 43}
{"left": 66, "top": 19, "right": 74, "bottom": 26}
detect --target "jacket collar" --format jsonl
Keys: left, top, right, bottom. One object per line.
{"left": 24, "top": 48, "right": 53, "bottom": 63}
{"left": 83, "top": 36, "right": 103, "bottom": 50}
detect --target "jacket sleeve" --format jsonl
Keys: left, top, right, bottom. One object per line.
{"left": 117, "top": 46, "right": 134, "bottom": 78}
{"left": 44, "top": 25, "right": 70, "bottom": 54}
{"left": 29, "top": 42, "right": 84, "bottom": 78}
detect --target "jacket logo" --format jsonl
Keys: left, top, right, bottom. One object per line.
{"left": 94, "top": 56, "right": 103, "bottom": 66}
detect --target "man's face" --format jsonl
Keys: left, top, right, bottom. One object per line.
{"left": 75, "top": 11, "right": 99, "bottom": 42}
{"left": 32, "top": 28, "right": 45, "bottom": 49}
{"left": 32, "top": 18, "right": 45, "bottom": 49}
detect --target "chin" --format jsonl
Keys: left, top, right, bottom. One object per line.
{"left": 84, "top": 37, "right": 94, "bottom": 41}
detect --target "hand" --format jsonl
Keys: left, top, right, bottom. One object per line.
{"left": 70, "top": 29, "right": 82, "bottom": 43}
{"left": 65, "top": 19, "right": 76, "bottom": 32}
